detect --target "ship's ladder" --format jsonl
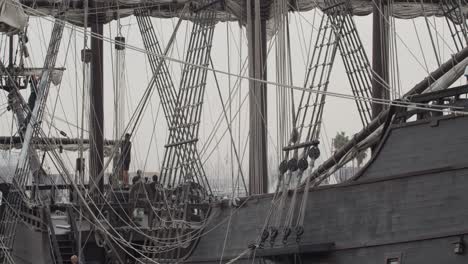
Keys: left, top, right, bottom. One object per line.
{"left": 441, "top": 0, "right": 468, "bottom": 52}
{"left": 133, "top": 3, "right": 216, "bottom": 261}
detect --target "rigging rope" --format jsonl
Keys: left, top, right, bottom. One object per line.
{"left": 0, "top": 11, "right": 67, "bottom": 260}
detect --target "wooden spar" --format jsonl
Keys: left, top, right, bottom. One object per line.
{"left": 406, "top": 46, "right": 468, "bottom": 96}
{"left": 89, "top": 22, "right": 104, "bottom": 193}
{"left": 0, "top": 136, "right": 117, "bottom": 146}
{"left": 371, "top": 0, "right": 389, "bottom": 118}
{"left": 308, "top": 46, "right": 468, "bottom": 183}
{"left": 247, "top": 0, "right": 268, "bottom": 195}
{"left": 423, "top": 57, "right": 468, "bottom": 93}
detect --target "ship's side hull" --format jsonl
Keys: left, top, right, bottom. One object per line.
{"left": 187, "top": 115, "right": 468, "bottom": 263}
{"left": 188, "top": 167, "right": 468, "bottom": 263}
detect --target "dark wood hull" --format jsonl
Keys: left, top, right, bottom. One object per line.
{"left": 187, "top": 115, "right": 468, "bottom": 263}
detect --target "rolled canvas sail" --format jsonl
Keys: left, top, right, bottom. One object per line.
{"left": 0, "top": 0, "right": 27, "bottom": 34}
{"left": 18, "top": 0, "right": 468, "bottom": 26}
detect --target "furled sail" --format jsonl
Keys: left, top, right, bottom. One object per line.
{"left": 17, "top": 0, "right": 468, "bottom": 26}
{"left": 0, "top": 136, "right": 118, "bottom": 157}
{"left": 0, "top": 0, "right": 27, "bottom": 34}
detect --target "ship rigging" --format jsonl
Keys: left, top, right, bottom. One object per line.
{"left": 0, "top": 0, "right": 466, "bottom": 263}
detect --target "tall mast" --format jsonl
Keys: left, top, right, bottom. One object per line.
{"left": 371, "top": 0, "right": 389, "bottom": 118}
{"left": 247, "top": 0, "right": 268, "bottom": 195}
{"left": 89, "top": 18, "right": 104, "bottom": 193}
{"left": 113, "top": 23, "right": 126, "bottom": 185}
{"left": 8, "top": 36, "right": 13, "bottom": 67}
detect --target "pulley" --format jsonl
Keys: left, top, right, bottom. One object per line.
{"left": 115, "top": 36, "right": 125, "bottom": 50}
{"left": 287, "top": 158, "right": 298, "bottom": 171}
{"left": 81, "top": 49, "right": 92, "bottom": 63}
{"left": 308, "top": 145, "right": 320, "bottom": 159}
{"left": 261, "top": 229, "right": 269, "bottom": 243}
{"left": 279, "top": 160, "right": 288, "bottom": 174}
{"left": 282, "top": 227, "right": 291, "bottom": 244}
{"left": 298, "top": 158, "right": 308, "bottom": 171}
{"left": 270, "top": 227, "right": 279, "bottom": 244}
{"left": 295, "top": 225, "right": 304, "bottom": 243}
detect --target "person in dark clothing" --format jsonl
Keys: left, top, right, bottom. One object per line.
{"left": 147, "top": 174, "right": 162, "bottom": 229}
{"left": 132, "top": 169, "right": 142, "bottom": 185}
{"left": 121, "top": 133, "right": 131, "bottom": 186}
{"left": 152, "top": 174, "right": 159, "bottom": 185}
{"left": 23, "top": 76, "right": 38, "bottom": 136}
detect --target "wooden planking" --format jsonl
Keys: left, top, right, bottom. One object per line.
{"left": 307, "top": 235, "right": 468, "bottom": 264}
{"left": 187, "top": 166, "right": 468, "bottom": 263}
{"left": 362, "top": 115, "right": 468, "bottom": 180}
{"left": 12, "top": 223, "right": 54, "bottom": 264}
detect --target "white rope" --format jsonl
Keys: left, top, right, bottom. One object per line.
{"left": 224, "top": 248, "right": 252, "bottom": 264}
{"left": 9, "top": 2, "right": 467, "bottom": 121}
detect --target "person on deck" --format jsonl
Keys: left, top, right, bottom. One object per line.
{"left": 132, "top": 169, "right": 143, "bottom": 185}
{"left": 22, "top": 76, "right": 39, "bottom": 135}
{"left": 129, "top": 169, "right": 145, "bottom": 225}
{"left": 121, "top": 133, "right": 132, "bottom": 187}
{"left": 151, "top": 174, "right": 161, "bottom": 189}
{"left": 27, "top": 76, "right": 38, "bottom": 111}
{"left": 147, "top": 174, "right": 162, "bottom": 229}
{"left": 70, "top": 255, "right": 79, "bottom": 264}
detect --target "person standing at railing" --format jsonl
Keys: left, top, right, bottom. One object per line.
{"left": 120, "top": 133, "right": 132, "bottom": 187}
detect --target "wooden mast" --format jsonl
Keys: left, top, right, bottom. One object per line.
{"left": 247, "top": 0, "right": 268, "bottom": 195}
{"left": 89, "top": 9, "right": 104, "bottom": 193}
{"left": 371, "top": 0, "right": 389, "bottom": 118}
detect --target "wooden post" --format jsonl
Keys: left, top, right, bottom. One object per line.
{"left": 371, "top": 0, "right": 389, "bottom": 118}
{"left": 247, "top": 0, "right": 268, "bottom": 195}
{"left": 90, "top": 22, "right": 104, "bottom": 193}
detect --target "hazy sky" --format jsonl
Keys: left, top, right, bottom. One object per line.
{"left": 0, "top": 8, "right": 463, "bottom": 190}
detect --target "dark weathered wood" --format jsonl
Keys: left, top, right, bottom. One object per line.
{"left": 181, "top": 115, "right": 468, "bottom": 263}
{"left": 282, "top": 140, "right": 319, "bottom": 152}
{"left": 247, "top": 0, "right": 268, "bottom": 195}
{"left": 371, "top": 0, "right": 389, "bottom": 118}
{"left": 255, "top": 243, "right": 334, "bottom": 257}
{"left": 362, "top": 115, "right": 468, "bottom": 179}
{"left": 89, "top": 22, "right": 104, "bottom": 193}
{"left": 408, "top": 84, "right": 468, "bottom": 103}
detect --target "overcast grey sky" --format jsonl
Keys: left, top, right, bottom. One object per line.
{"left": 0, "top": 9, "right": 463, "bottom": 190}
